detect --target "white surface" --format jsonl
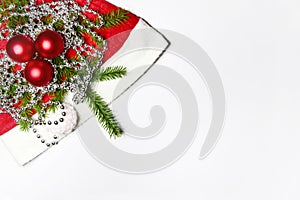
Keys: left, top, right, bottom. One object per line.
{"left": 0, "top": 0, "right": 299, "bottom": 199}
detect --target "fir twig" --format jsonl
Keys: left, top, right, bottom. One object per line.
{"left": 19, "top": 119, "right": 30, "bottom": 131}
{"left": 7, "top": 84, "right": 17, "bottom": 97}
{"left": 7, "top": 15, "right": 29, "bottom": 28}
{"left": 102, "top": 9, "right": 129, "bottom": 28}
{"left": 53, "top": 20, "right": 64, "bottom": 31}
{"left": 33, "top": 101, "right": 42, "bottom": 115}
{"left": 19, "top": 108, "right": 33, "bottom": 131}
{"left": 51, "top": 89, "right": 67, "bottom": 102}
{"left": 52, "top": 56, "right": 64, "bottom": 65}
{"left": 21, "top": 92, "right": 31, "bottom": 107}
{"left": 85, "top": 87, "right": 123, "bottom": 138}
{"left": 92, "top": 66, "right": 127, "bottom": 82}
{"left": 0, "top": 0, "right": 29, "bottom": 10}
{"left": 41, "top": 14, "right": 53, "bottom": 25}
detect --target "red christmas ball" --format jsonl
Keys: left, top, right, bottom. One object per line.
{"left": 24, "top": 59, "right": 54, "bottom": 87}
{"left": 6, "top": 35, "right": 35, "bottom": 63}
{"left": 35, "top": 30, "right": 64, "bottom": 59}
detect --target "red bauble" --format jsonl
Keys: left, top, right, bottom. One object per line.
{"left": 6, "top": 35, "right": 35, "bottom": 63}
{"left": 35, "top": 30, "right": 64, "bottom": 59}
{"left": 24, "top": 59, "right": 54, "bottom": 87}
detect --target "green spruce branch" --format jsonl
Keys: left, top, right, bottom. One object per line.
{"left": 20, "top": 108, "right": 33, "bottom": 119}
{"left": 47, "top": 89, "right": 67, "bottom": 114}
{"left": 0, "top": 0, "right": 29, "bottom": 10}
{"left": 92, "top": 66, "right": 127, "bottom": 82}
{"left": 85, "top": 87, "right": 123, "bottom": 138}
{"left": 7, "top": 15, "right": 29, "bottom": 28}
{"left": 41, "top": 14, "right": 53, "bottom": 25}
{"left": 33, "top": 101, "right": 42, "bottom": 115}
{"left": 102, "top": 9, "right": 130, "bottom": 28}
{"left": 53, "top": 20, "right": 65, "bottom": 31}
{"left": 51, "top": 89, "right": 67, "bottom": 102}
{"left": 19, "top": 120, "right": 30, "bottom": 131}
{"left": 21, "top": 92, "right": 31, "bottom": 107}
{"left": 84, "top": 66, "right": 127, "bottom": 138}
{"left": 19, "top": 108, "right": 33, "bottom": 131}
{"left": 6, "top": 84, "right": 17, "bottom": 97}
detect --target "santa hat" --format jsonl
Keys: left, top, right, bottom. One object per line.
{"left": 0, "top": 0, "right": 169, "bottom": 165}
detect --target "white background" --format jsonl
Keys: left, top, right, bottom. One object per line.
{"left": 1, "top": 0, "right": 300, "bottom": 199}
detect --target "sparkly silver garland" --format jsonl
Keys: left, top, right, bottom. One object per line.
{"left": 0, "top": 0, "right": 107, "bottom": 124}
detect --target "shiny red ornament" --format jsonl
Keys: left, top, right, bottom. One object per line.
{"left": 24, "top": 59, "right": 54, "bottom": 87}
{"left": 6, "top": 35, "right": 35, "bottom": 63}
{"left": 35, "top": 30, "right": 64, "bottom": 59}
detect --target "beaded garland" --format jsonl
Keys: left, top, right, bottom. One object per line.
{"left": 0, "top": 0, "right": 107, "bottom": 128}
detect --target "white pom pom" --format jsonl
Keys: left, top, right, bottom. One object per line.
{"left": 46, "top": 103, "right": 78, "bottom": 135}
